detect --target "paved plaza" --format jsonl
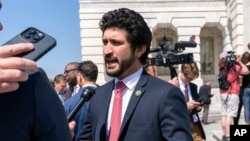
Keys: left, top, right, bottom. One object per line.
{"left": 199, "top": 88, "right": 244, "bottom": 141}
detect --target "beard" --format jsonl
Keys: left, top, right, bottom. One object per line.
{"left": 106, "top": 53, "right": 136, "bottom": 78}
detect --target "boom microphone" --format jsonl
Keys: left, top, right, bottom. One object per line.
{"left": 149, "top": 47, "right": 160, "bottom": 53}
{"left": 175, "top": 41, "right": 197, "bottom": 48}
{"left": 67, "top": 86, "right": 95, "bottom": 122}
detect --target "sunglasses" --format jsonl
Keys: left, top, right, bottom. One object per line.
{"left": 64, "top": 68, "right": 77, "bottom": 74}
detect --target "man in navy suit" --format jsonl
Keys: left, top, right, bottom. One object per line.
{"left": 65, "top": 60, "right": 98, "bottom": 139}
{"left": 53, "top": 74, "right": 69, "bottom": 104}
{"left": 177, "top": 62, "right": 206, "bottom": 141}
{"left": 76, "top": 8, "right": 192, "bottom": 141}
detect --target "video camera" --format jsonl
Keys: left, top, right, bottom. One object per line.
{"left": 148, "top": 36, "right": 197, "bottom": 78}
{"left": 226, "top": 51, "right": 236, "bottom": 68}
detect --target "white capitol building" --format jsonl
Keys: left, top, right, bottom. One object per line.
{"left": 78, "top": 0, "right": 250, "bottom": 88}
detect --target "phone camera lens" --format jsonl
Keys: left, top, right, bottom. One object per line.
{"left": 29, "top": 29, "right": 36, "bottom": 34}
{"left": 21, "top": 28, "right": 45, "bottom": 43}
{"left": 23, "top": 33, "right": 31, "bottom": 39}
{"left": 32, "top": 34, "right": 40, "bottom": 41}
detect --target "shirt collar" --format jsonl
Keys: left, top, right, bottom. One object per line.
{"left": 115, "top": 67, "right": 143, "bottom": 90}
{"left": 179, "top": 78, "right": 187, "bottom": 91}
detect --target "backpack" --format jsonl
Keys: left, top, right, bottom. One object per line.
{"left": 217, "top": 68, "right": 231, "bottom": 90}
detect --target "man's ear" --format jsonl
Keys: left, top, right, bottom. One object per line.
{"left": 135, "top": 45, "right": 147, "bottom": 58}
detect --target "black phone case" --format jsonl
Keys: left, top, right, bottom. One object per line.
{"left": 3, "top": 27, "right": 56, "bottom": 61}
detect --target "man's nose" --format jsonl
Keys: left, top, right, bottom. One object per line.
{"left": 103, "top": 44, "right": 113, "bottom": 55}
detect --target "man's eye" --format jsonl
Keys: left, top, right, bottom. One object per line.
{"left": 102, "top": 40, "right": 107, "bottom": 46}
{"left": 112, "top": 41, "right": 122, "bottom": 46}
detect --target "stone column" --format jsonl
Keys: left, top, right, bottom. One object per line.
{"left": 226, "top": 0, "right": 244, "bottom": 54}
{"left": 220, "top": 26, "right": 233, "bottom": 53}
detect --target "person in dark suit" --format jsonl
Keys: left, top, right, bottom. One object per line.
{"left": 65, "top": 60, "right": 98, "bottom": 139}
{"left": 199, "top": 80, "right": 213, "bottom": 124}
{"left": 76, "top": 8, "right": 192, "bottom": 141}
{"left": 64, "top": 62, "right": 80, "bottom": 98}
{"left": 178, "top": 62, "right": 206, "bottom": 141}
{"left": 0, "top": 68, "right": 72, "bottom": 140}
{"left": 53, "top": 74, "right": 69, "bottom": 104}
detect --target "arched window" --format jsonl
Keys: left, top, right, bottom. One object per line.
{"left": 200, "top": 37, "right": 214, "bottom": 74}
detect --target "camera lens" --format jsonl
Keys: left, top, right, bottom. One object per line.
{"left": 28, "top": 29, "right": 36, "bottom": 34}
{"left": 32, "top": 34, "right": 40, "bottom": 41}
{"left": 23, "top": 33, "right": 31, "bottom": 39}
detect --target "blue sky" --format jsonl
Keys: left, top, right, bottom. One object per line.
{"left": 0, "top": 0, "right": 82, "bottom": 78}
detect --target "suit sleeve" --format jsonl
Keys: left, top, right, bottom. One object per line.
{"left": 159, "top": 85, "right": 193, "bottom": 141}
{"left": 76, "top": 101, "right": 93, "bottom": 141}
{"left": 32, "top": 68, "right": 72, "bottom": 141}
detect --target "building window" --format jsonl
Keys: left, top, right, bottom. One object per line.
{"left": 200, "top": 37, "right": 214, "bottom": 74}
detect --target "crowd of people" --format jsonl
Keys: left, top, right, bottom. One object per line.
{"left": 1, "top": 0, "right": 250, "bottom": 140}
{"left": 218, "top": 45, "right": 250, "bottom": 141}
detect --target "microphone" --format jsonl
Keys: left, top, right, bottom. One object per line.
{"left": 175, "top": 41, "right": 197, "bottom": 48}
{"left": 67, "top": 86, "right": 95, "bottom": 122}
{"left": 149, "top": 47, "right": 160, "bottom": 53}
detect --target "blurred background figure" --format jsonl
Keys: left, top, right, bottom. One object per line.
{"left": 145, "top": 59, "right": 156, "bottom": 76}
{"left": 53, "top": 74, "right": 69, "bottom": 104}
{"left": 239, "top": 51, "right": 250, "bottom": 125}
{"left": 144, "top": 64, "right": 156, "bottom": 76}
{"left": 64, "top": 60, "right": 98, "bottom": 139}
{"left": 64, "top": 62, "right": 80, "bottom": 97}
{"left": 198, "top": 80, "right": 213, "bottom": 124}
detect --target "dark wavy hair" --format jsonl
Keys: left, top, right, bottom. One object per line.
{"left": 77, "top": 60, "right": 98, "bottom": 82}
{"left": 219, "top": 58, "right": 227, "bottom": 69}
{"left": 241, "top": 51, "right": 250, "bottom": 65}
{"left": 99, "top": 8, "right": 152, "bottom": 65}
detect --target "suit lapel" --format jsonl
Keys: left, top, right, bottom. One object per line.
{"left": 120, "top": 70, "right": 148, "bottom": 134}
{"left": 189, "top": 83, "right": 198, "bottom": 100}
{"left": 96, "top": 81, "right": 115, "bottom": 140}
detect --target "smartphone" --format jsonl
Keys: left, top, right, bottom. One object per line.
{"left": 196, "top": 98, "right": 203, "bottom": 105}
{"left": 3, "top": 27, "right": 56, "bottom": 61}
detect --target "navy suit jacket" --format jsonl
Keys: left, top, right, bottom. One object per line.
{"left": 189, "top": 83, "right": 206, "bottom": 140}
{"left": 64, "top": 85, "right": 97, "bottom": 139}
{"left": 0, "top": 68, "right": 72, "bottom": 141}
{"left": 77, "top": 70, "right": 193, "bottom": 141}
{"left": 198, "top": 84, "right": 212, "bottom": 104}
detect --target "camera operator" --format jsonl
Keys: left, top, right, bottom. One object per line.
{"left": 219, "top": 51, "right": 249, "bottom": 141}
{"left": 170, "top": 62, "right": 205, "bottom": 141}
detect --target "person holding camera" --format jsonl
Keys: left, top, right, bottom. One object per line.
{"left": 218, "top": 51, "right": 249, "bottom": 141}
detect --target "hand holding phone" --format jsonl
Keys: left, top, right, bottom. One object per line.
{"left": 196, "top": 98, "right": 204, "bottom": 106}
{"left": 3, "top": 27, "right": 57, "bottom": 61}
